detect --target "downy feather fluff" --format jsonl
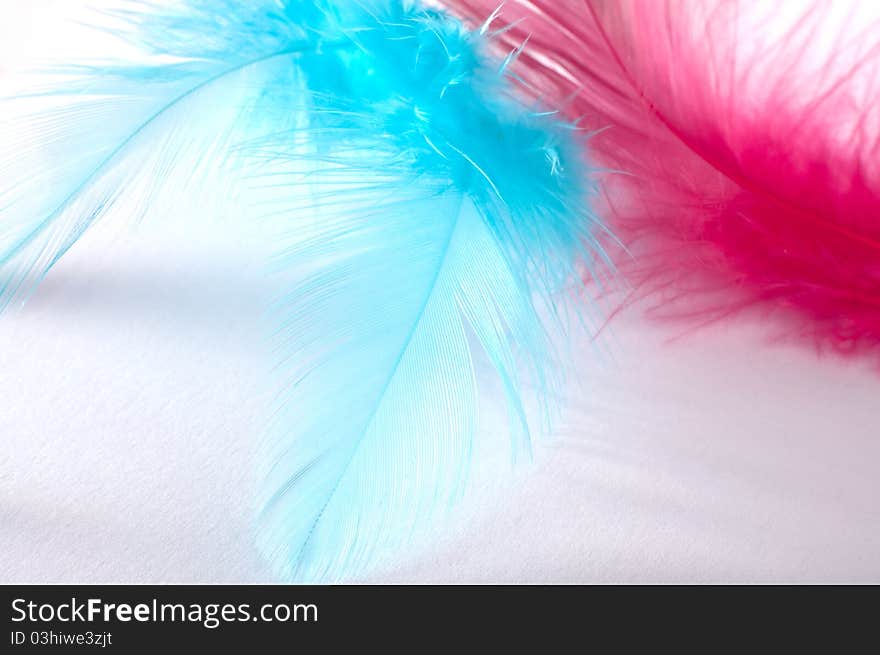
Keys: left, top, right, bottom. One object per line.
{"left": 446, "top": 0, "right": 880, "bottom": 360}
{"left": 0, "top": 1, "right": 604, "bottom": 580}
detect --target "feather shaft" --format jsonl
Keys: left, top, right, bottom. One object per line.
{"left": 446, "top": 0, "right": 880, "bottom": 358}
{"left": 1, "top": 0, "right": 606, "bottom": 582}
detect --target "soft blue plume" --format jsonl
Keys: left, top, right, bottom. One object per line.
{"left": 0, "top": 0, "right": 608, "bottom": 581}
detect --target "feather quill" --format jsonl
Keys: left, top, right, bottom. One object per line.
{"left": 445, "top": 0, "right": 880, "bottom": 359}
{"left": 0, "top": 0, "right": 604, "bottom": 580}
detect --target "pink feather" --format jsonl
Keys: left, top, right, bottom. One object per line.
{"left": 446, "top": 0, "right": 880, "bottom": 359}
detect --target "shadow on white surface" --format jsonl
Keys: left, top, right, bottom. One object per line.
{"left": 0, "top": 0, "right": 878, "bottom": 584}
{"left": 0, "top": 213, "right": 878, "bottom": 582}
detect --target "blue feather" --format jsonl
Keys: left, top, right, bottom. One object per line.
{"left": 0, "top": 0, "right": 608, "bottom": 581}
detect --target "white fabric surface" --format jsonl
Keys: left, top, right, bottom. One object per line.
{"left": 1, "top": 214, "right": 877, "bottom": 583}
{"left": 1, "top": 1, "right": 879, "bottom": 584}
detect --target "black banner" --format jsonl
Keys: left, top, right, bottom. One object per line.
{"left": 1, "top": 585, "right": 873, "bottom": 651}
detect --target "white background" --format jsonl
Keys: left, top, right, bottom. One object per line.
{"left": 1, "top": 1, "right": 878, "bottom": 583}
